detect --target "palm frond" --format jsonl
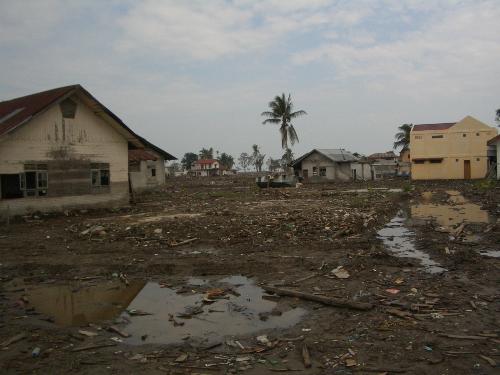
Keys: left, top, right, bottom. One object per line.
{"left": 261, "top": 111, "right": 277, "bottom": 118}
{"left": 288, "top": 124, "right": 299, "bottom": 145}
{"left": 289, "top": 110, "right": 307, "bottom": 119}
{"left": 262, "top": 118, "right": 281, "bottom": 125}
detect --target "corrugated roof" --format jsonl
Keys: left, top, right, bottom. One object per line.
{"left": 487, "top": 134, "right": 500, "bottom": 145}
{"left": 128, "top": 149, "right": 158, "bottom": 162}
{"left": 368, "top": 151, "right": 397, "bottom": 159}
{"left": 292, "top": 148, "right": 358, "bottom": 167}
{"left": 412, "top": 123, "right": 456, "bottom": 131}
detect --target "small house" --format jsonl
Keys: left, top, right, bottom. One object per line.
{"left": 190, "top": 159, "right": 221, "bottom": 176}
{"left": 292, "top": 149, "right": 358, "bottom": 182}
{"left": 0, "top": 85, "right": 175, "bottom": 216}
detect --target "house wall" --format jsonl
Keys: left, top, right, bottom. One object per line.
{"left": 351, "top": 163, "right": 373, "bottom": 180}
{"left": 299, "top": 152, "right": 351, "bottom": 182}
{"left": 129, "top": 155, "right": 166, "bottom": 191}
{"left": 410, "top": 116, "right": 497, "bottom": 180}
{"left": 0, "top": 95, "right": 129, "bottom": 216}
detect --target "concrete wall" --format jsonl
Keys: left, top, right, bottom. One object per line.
{"left": 0, "top": 95, "right": 129, "bottom": 215}
{"left": 351, "top": 163, "right": 373, "bottom": 180}
{"left": 299, "top": 151, "right": 352, "bottom": 182}
{"left": 410, "top": 116, "right": 497, "bottom": 180}
{"left": 129, "top": 155, "right": 165, "bottom": 191}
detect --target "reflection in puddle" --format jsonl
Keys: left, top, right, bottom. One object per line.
{"left": 25, "top": 276, "right": 305, "bottom": 346}
{"left": 478, "top": 249, "right": 500, "bottom": 258}
{"left": 122, "top": 276, "right": 305, "bottom": 345}
{"left": 26, "top": 280, "right": 146, "bottom": 326}
{"left": 412, "top": 191, "right": 492, "bottom": 229}
{"left": 377, "top": 211, "right": 446, "bottom": 274}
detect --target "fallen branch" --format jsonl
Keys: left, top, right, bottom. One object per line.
{"left": 302, "top": 343, "right": 312, "bottom": 368}
{"left": 169, "top": 238, "right": 199, "bottom": 247}
{"left": 262, "top": 286, "right": 373, "bottom": 311}
{"left": 72, "top": 342, "right": 117, "bottom": 352}
{"left": 438, "top": 334, "right": 488, "bottom": 340}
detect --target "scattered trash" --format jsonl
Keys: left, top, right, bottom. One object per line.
{"left": 78, "top": 330, "right": 98, "bottom": 337}
{"left": 302, "top": 343, "right": 312, "bottom": 368}
{"left": 385, "top": 288, "right": 400, "bottom": 295}
{"left": 31, "top": 347, "right": 41, "bottom": 357}
{"left": 331, "top": 266, "right": 350, "bottom": 279}
{"left": 175, "top": 353, "right": 188, "bottom": 362}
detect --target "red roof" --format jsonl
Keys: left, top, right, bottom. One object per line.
{"left": 195, "top": 159, "right": 218, "bottom": 165}
{"left": 487, "top": 134, "right": 500, "bottom": 145}
{"left": 412, "top": 123, "right": 456, "bottom": 131}
{"left": 128, "top": 149, "right": 158, "bottom": 162}
{"left": 0, "top": 85, "right": 77, "bottom": 137}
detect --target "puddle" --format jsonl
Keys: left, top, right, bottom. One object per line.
{"left": 25, "top": 280, "right": 146, "bottom": 326}
{"left": 412, "top": 191, "right": 493, "bottom": 230}
{"left": 478, "top": 249, "right": 500, "bottom": 258}
{"left": 377, "top": 211, "right": 446, "bottom": 274}
{"left": 24, "top": 276, "right": 305, "bottom": 346}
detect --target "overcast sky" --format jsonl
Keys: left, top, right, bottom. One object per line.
{"left": 1, "top": 0, "right": 499, "bottom": 161}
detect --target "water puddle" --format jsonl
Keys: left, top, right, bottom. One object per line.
{"left": 379, "top": 190, "right": 497, "bottom": 270}
{"left": 412, "top": 191, "right": 493, "bottom": 230}
{"left": 23, "top": 276, "right": 305, "bottom": 346}
{"left": 377, "top": 211, "right": 446, "bottom": 273}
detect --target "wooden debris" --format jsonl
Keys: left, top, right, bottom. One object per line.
{"left": 479, "top": 355, "right": 497, "bottom": 367}
{"left": 262, "top": 286, "right": 373, "bottom": 311}
{"left": 387, "top": 308, "right": 413, "bottom": 319}
{"left": 170, "top": 238, "right": 199, "bottom": 247}
{"left": 108, "top": 325, "right": 131, "bottom": 338}
{"left": 302, "top": 343, "right": 312, "bottom": 368}
{"left": 72, "top": 342, "right": 117, "bottom": 352}
{"left": 352, "top": 367, "right": 406, "bottom": 373}
{"left": 438, "top": 334, "right": 487, "bottom": 340}
{"left": 1, "top": 332, "right": 26, "bottom": 347}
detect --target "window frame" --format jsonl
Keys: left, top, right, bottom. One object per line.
{"left": 19, "top": 164, "right": 48, "bottom": 197}
{"left": 90, "top": 163, "right": 110, "bottom": 188}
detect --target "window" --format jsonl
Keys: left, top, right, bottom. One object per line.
{"left": 59, "top": 98, "right": 77, "bottom": 118}
{"left": 414, "top": 135, "right": 422, "bottom": 140}
{"left": 91, "top": 163, "right": 110, "bottom": 187}
{"left": 476, "top": 158, "right": 480, "bottom": 161}
{"left": 414, "top": 160, "right": 425, "bottom": 164}
{"left": 476, "top": 133, "right": 480, "bottom": 136}
{"left": 430, "top": 159, "right": 442, "bottom": 164}
{"left": 312, "top": 166, "right": 318, "bottom": 176}
{"left": 463, "top": 134, "right": 467, "bottom": 137}
{"left": 431, "top": 135, "right": 444, "bottom": 139}
{"left": 319, "top": 168, "right": 326, "bottom": 176}
{"left": 151, "top": 168, "right": 156, "bottom": 177}
{"left": 20, "top": 164, "right": 48, "bottom": 197}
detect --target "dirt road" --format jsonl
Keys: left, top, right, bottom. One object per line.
{"left": 1, "top": 177, "right": 499, "bottom": 374}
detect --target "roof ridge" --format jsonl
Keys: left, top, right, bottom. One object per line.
{"left": 0, "top": 84, "right": 80, "bottom": 104}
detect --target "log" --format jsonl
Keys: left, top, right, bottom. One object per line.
{"left": 262, "top": 286, "right": 373, "bottom": 311}
{"left": 438, "top": 334, "right": 487, "bottom": 340}
{"left": 170, "top": 237, "right": 199, "bottom": 247}
{"left": 302, "top": 343, "right": 312, "bottom": 368}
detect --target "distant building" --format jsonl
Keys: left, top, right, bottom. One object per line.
{"left": 190, "top": 159, "right": 221, "bottom": 176}
{"left": 410, "top": 116, "right": 497, "bottom": 180}
{"left": 487, "top": 134, "right": 500, "bottom": 180}
{"left": 292, "top": 149, "right": 358, "bottom": 182}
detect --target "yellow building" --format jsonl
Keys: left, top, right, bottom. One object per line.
{"left": 410, "top": 116, "right": 497, "bottom": 180}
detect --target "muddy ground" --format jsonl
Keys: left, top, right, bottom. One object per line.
{"left": 0, "top": 177, "right": 499, "bottom": 374}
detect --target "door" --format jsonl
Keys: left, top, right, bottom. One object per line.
{"left": 302, "top": 169, "right": 308, "bottom": 180}
{"left": 464, "top": 160, "right": 471, "bottom": 179}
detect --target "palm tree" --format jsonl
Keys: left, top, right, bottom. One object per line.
{"left": 261, "top": 93, "right": 307, "bottom": 150}
{"left": 393, "top": 124, "right": 413, "bottom": 150}
{"left": 496, "top": 108, "right": 500, "bottom": 125}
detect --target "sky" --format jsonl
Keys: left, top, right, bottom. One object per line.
{"left": 1, "top": 0, "right": 499, "bottom": 162}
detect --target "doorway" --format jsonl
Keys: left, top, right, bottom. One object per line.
{"left": 302, "top": 169, "right": 309, "bottom": 180}
{"left": 464, "top": 160, "right": 471, "bottom": 179}
{"left": 0, "top": 174, "right": 23, "bottom": 199}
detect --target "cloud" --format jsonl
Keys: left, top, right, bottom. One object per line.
{"left": 115, "top": 0, "right": 370, "bottom": 60}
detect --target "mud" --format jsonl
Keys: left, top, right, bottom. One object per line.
{"left": 0, "top": 177, "right": 499, "bottom": 374}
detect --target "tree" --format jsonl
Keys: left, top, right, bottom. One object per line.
{"left": 266, "top": 157, "right": 281, "bottom": 172}
{"left": 238, "top": 152, "right": 252, "bottom": 171}
{"left": 393, "top": 124, "right": 413, "bottom": 150}
{"left": 261, "top": 93, "right": 307, "bottom": 150}
{"left": 219, "top": 152, "right": 234, "bottom": 169}
{"left": 251, "top": 144, "right": 266, "bottom": 172}
{"left": 199, "top": 147, "right": 214, "bottom": 159}
{"left": 181, "top": 152, "right": 198, "bottom": 170}
{"left": 280, "top": 148, "right": 294, "bottom": 169}
{"left": 496, "top": 108, "right": 500, "bottom": 126}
